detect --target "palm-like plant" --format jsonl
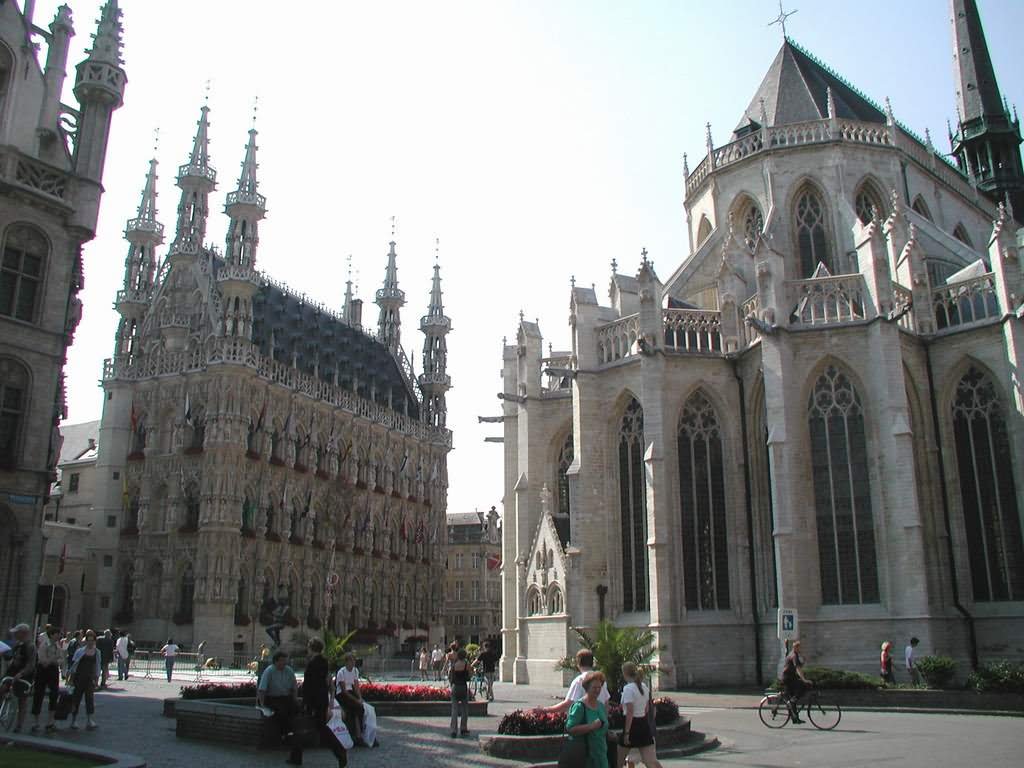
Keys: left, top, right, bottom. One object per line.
{"left": 556, "top": 620, "right": 663, "bottom": 697}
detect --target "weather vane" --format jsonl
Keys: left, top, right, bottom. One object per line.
{"left": 252, "top": 95, "right": 259, "bottom": 129}
{"left": 152, "top": 126, "right": 160, "bottom": 155}
{"left": 769, "top": 1, "right": 797, "bottom": 38}
{"left": 391, "top": 215, "right": 396, "bottom": 239}
{"left": 434, "top": 236, "right": 440, "bottom": 262}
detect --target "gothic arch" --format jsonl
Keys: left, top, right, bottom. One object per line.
{"left": 952, "top": 223, "right": 973, "bottom": 247}
{"left": 729, "top": 192, "right": 765, "bottom": 252}
{"left": 852, "top": 177, "right": 888, "bottom": 225}
{"left": 676, "top": 387, "right": 732, "bottom": 610}
{"left": 525, "top": 585, "right": 543, "bottom": 616}
{"left": 1, "top": 223, "right": 50, "bottom": 323}
{"left": 547, "top": 584, "right": 564, "bottom": 615}
{"left": 805, "top": 361, "right": 880, "bottom": 604}
{"left": 911, "top": 195, "right": 933, "bottom": 221}
{"left": 789, "top": 178, "right": 834, "bottom": 277}
{"left": 615, "top": 393, "right": 648, "bottom": 612}
{"left": 696, "top": 215, "right": 713, "bottom": 246}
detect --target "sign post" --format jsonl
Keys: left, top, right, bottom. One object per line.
{"left": 776, "top": 608, "right": 798, "bottom": 679}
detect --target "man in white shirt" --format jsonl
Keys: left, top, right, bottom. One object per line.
{"left": 115, "top": 631, "right": 130, "bottom": 681}
{"left": 905, "top": 637, "right": 921, "bottom": 686}
{"left": 542, "top": 648, "right": 610, "bottom": 714}
{"left": 430, "top": 645, "right": 444, "bottom": 681}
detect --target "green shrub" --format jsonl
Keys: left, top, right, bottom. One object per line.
{"left": 967, "top": 660, "right": 1024, "bottom": 693}
{"left": 465, "top": 643, "right": 481, "bottom": 662}
{"left": 916, "top": 656, "right": 956, "bottom": 689}
{"left": 555, "top": 621, "right": 663, "bottom": 697}
{"left": 803, "top": 666, "right": 882, "bottom": 689}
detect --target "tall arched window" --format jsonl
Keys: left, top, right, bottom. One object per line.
{"left": 557, "top": 432, "right": 573, "bottom": 518}
{"left": 911, "top": 195, "right": 932, "bottom": 221}
{"left": 794, "top": 185, "right": 832, "bottom": 277}
{"left": 854, "top": 183, "right": 886, "bottom": 226}
{"left": 0, "top": 357, "right": 29, "bottom": 468}
{"left": 178, "top": 563, "right": 195, "bottom": 622}
{"left": 952, "top": 367, "right": 1024, "bottom": 601}
{"left": 808, "top": 366, "right": 879, "bottom": 604}
{"left": 696, "top": 215, "right": 712, "bottom": 246}
{"left": 526, "top": 587, "right": 542, "bottom": 616}
{"left": 241, "top": 496, "right": 255, "bottom": 532}
{"left": 619, "top": 397, "right": 648, "bottom": 612}
{"left": 548, "top": 586, "right": 564, "bottom": 614}
{"left": 0, "top": 225, "right": 47, "bottom": 322}
{"left": 678, "top": 391, "right": 730, "bottom": 610}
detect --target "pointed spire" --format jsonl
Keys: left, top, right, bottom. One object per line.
{"left": 375, "top": 230, "right": 406, "bottom": 354}
{"left": 342, "top": 254, "right": 355, "bottom": 324}
{"left": 184, "top": 105, "right": 213, "bottom": 177}
{"left": 135, "top": 156, "right": 159, "bottom": 223}
{"left": 419, "top": 237, "right": 451, "bottom": 430}
{"left": 427, "top": 239, "right": 445, "bottom": 318}
{"left": 85, "top": 0, "right": 123, "bottom": 66}
{"left": 826, "top": 86, "right": 836, "bottom": 119}
{"left": 171, "top": 105, "right": 217, "bottom": 256}
{"left": 951, "top": 0, "right": 1005, "bottom": 123}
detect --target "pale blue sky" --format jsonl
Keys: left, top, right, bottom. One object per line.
{"left": 39, "top": 0, "right": 1024, "bottom": 516}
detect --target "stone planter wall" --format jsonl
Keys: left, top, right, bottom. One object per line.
{"left": 823, "top": 688, "right": 1024, "bottom": 711}
{"left": 174, "top": 696, "right": 489, "bottom": 748}
{"left": 480, "top": 718, "right": 691, "bottom": 762}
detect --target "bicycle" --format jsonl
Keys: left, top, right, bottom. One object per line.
{"left": 758, "top": 686, "right": 841, "bottom": 730}
{"left": 0, "top": 676, "right": 33, "bottom": 732}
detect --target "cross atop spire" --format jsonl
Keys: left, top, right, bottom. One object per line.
{"left": 768, "top": 0, "right": 797, "bottom": 39}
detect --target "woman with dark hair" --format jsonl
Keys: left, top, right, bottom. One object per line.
{"left": 448, "top": 647, "right": 471, "bottom": 738}
{"left": 31, "top": 624, "right": 62, "bottom": 733}
{"left": 160, "top": 637, "right": 179, "bottom": 682}
{"left": 68, "top": 629, "right": 101, "bottom": 730}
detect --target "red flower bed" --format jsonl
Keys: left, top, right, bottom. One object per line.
{"left": 497, "top": 698, "right": 680, "bottom": 735}
{"left": 179, "top": 680, "right": 452, "bottom": 702}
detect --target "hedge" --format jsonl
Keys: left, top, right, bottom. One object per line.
{"left": 967, "top": 661, "right": 1024, "bottom": 693}
{"left": 497, "top": 697, "right": 679, "bottom": 736}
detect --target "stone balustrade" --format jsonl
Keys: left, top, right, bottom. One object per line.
{"left": 932, "top": 272, "right": 1000, "bottom": 332}
{"left": 891, "top": 282, "right": 915, "bottom": 332}
{"left": 663, "top": 309, "right": 723, "bottom": 353}
{"left": 596, "top": 313, "right": 641, "bottom": 364}
{"left": 788, "top": 273, "right": 869, "bottom": 326}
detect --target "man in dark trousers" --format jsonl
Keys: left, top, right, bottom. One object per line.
{"left": 96, "top": 629, "right": 115, "bottom": 689}
{"left": 258, "top": 650, "right": 303, "bottom": 765}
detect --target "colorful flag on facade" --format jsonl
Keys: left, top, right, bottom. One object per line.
{"left": 487, "top": 553, "right": 502, "bottom": 571}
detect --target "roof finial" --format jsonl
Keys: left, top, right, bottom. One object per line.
{"left": 884, "top": 96, "right": 895, "bottom": 126}
{"left": 759, "top": 96, "right": 769, "bottom": 127}
{"left": 252, "top": 95, "right": 259, "bottom": 130}
{"left": 570, "top": 274, "right": 576, "bottom": 288}
{"left": 390, "top": 215, "right": 396, "bottom": 241}
{"left": 203, "top": 78, "right": 211, "bottom": 105}
{"left": 768, "top": 0, "right": 797, "bottom": 39}
{"left": 682, "top": 152, "right": 689, "bottom": 178}
{"left": 924, "top": 127, "right": 934, "bottom": 151}
{"left": 640, "top": 247, "right": 649, "bottom": 265}
{"left": 434, "top": 236, "right": 440, "bottom": 263}
{"left": 152, "top": 126, "right": 160, "bottom": 157}
{"left": 826, "top": 86, "right": 836, "bottom": 119}
{"left": 611, "top": 258, "right": 618, "bottom": 274}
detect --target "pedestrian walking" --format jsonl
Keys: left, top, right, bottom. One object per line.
{"left": 31, "top": 624, "right": 61, "bottom": 733}
{"left": 448, "top": 647, "right": 470, "bottom": 738}
{"left": 418, "top": 647, "right": 430, "bottom": 681}
{"left": 430, "top": 644, "right": 444, "bottom": 681}
{"left": 880, "top": 641, "right": 896, "bottom": 684}
{"left": 2, "top": 623, "right": 35, "bottom": 733}
{"left": 616, "top": 662, "right": 662, "bottom": 768}
{"left": 96, "top": 629, "right": 114, "bottom": 688}
{"left": 68, "top": 629, "right": 101, "bottom": 730}
{"left": 474, "top": 641, "right": 499, "bottom": 702}
{"left": 905, "top": 637, "right": 921, "bottom": 686}
{"left": 115, "top": 630, "right": 131, "bottom": 681}
{"left": 563, "top": 671, "right": 609, "bottom": 768}
{"left": 303, "top": 638, "right": 348, "bottom": 767}
{"left": 160, "top": 637, "right": 179, "bottom": 682}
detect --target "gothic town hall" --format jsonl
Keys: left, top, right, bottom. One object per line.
{"left": 500, "top": 1, "right": 1024, "bottom": 687}
{"left": 94, "top": 104, "right": 453, "bottom": 657}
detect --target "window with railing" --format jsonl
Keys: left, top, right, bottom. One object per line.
{"left": 678, "top": 391, "right": 730, "bottom": 610}
{"left": 951, "top": 367, "right": 1024, "bottom": 601}
{"left": 808, "top": 366, "right": 879, "bottom": 604}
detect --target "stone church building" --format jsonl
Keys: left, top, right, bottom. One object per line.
{"left": 500, "top": 1, "right": 1024, "bottom": 687}
{"left": 93, "top": 104, "right": 453, "bottom": 657}
{"left": 0, "top": 1, "right": 125, "bottom": 630}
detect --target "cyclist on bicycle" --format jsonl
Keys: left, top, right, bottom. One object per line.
{"left": 473, "top": 641, "right": 499, "bottom": 702}
{"left": 2, "top": 623, "right": 36, "bottom": 732}
{"left": 782, "top": 639, "right": 810, "bottom": 724}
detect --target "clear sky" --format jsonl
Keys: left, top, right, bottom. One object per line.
{"left": 41, "top": 0, "right": 1024, "bottom": 517}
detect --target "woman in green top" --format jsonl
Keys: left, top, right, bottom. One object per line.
{"left": 565, "top": 671, "right": 609, "bottom": 768}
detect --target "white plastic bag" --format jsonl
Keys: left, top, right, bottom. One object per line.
{"left": 362, "top": 701, "right": 377, "bottom": 746}
{"left": 328, "top": 703, "right": 354, "bottom": 749}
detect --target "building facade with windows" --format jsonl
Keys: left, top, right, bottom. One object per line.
{"left": 0, "top": 2, "right": 125, "bottom": 630}
{"left": 445, "top": 508, "right": 502, "bottom": 647}
{"left": 500, "top": 2, "right": 1024, "bottom": 687}
{"left": 90, "top": 105, "right": 454, "bottom": 658}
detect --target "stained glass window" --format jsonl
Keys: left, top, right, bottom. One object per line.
{"left": 795, "top": 187, "right": 832, "bottom": 277}
{"left": 743, "top": 203, "right": 764, "bottom": 252}
{"left": 619, "top": 398, "right": 649, "bottom": 611}
{"left": 808, "top": 366, "right": 879, "bottom": 604}
{"left": 678, "top": 391, "right": 730, "bottom": 610}
{"left": 952, "top": 367, "right": 1024, "bottom": 601}
{"left": 557, "top": 433, "right": 573, "bottom": 517}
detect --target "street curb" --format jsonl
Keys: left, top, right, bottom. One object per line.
{"left": 1, "top": 733, "right": 147, "bottom": 767}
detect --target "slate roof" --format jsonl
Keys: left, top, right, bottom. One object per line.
{"left": 239, "top": 269, "right": 419, "bottom": 419}
{"left": 733, "top": 39, "right": 885, "bottom": 139}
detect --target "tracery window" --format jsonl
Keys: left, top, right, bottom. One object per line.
{"left": 854, "top": 184, "right": 885, "bottom": 226}
{"left": 952, "top": 367, "right": 1024, "bottom": 601}
{"left": 743, "top": 203, "right": 764, "bottom": 251}
{"left": 526, "top": 587, "right": 542, "bottom": 616}
{"left": 794, "top": 186, "right": 832, "bottom": 277}
{"left": 619, "top": 397, "right": 649, "bottom": 612}
{"left": 557, "top": 432, "right": 573, "bottom": 518}
{"left": 241, "top": 497, "right": 256, "bottom": 532}
{"left": 548, "top": 586, "right": 564, "bottom": 614}
{"left": 0, "top": 225, "right": 47, "bottom": 322}
{"left": 808, "top": 366, "right": 879, "bottom": 604}
{"left": 677, "top": 391, "right": 730, "bottom": 610}
{"left": 0, "top": 357, "right": 28, "bottom": 468}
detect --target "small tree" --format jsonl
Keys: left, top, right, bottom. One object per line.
{"left": 323, "top": 628, "right": 358, "bottom": 669}
{"left": 556, "top": 620, "right": 663, "bottom": 697}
